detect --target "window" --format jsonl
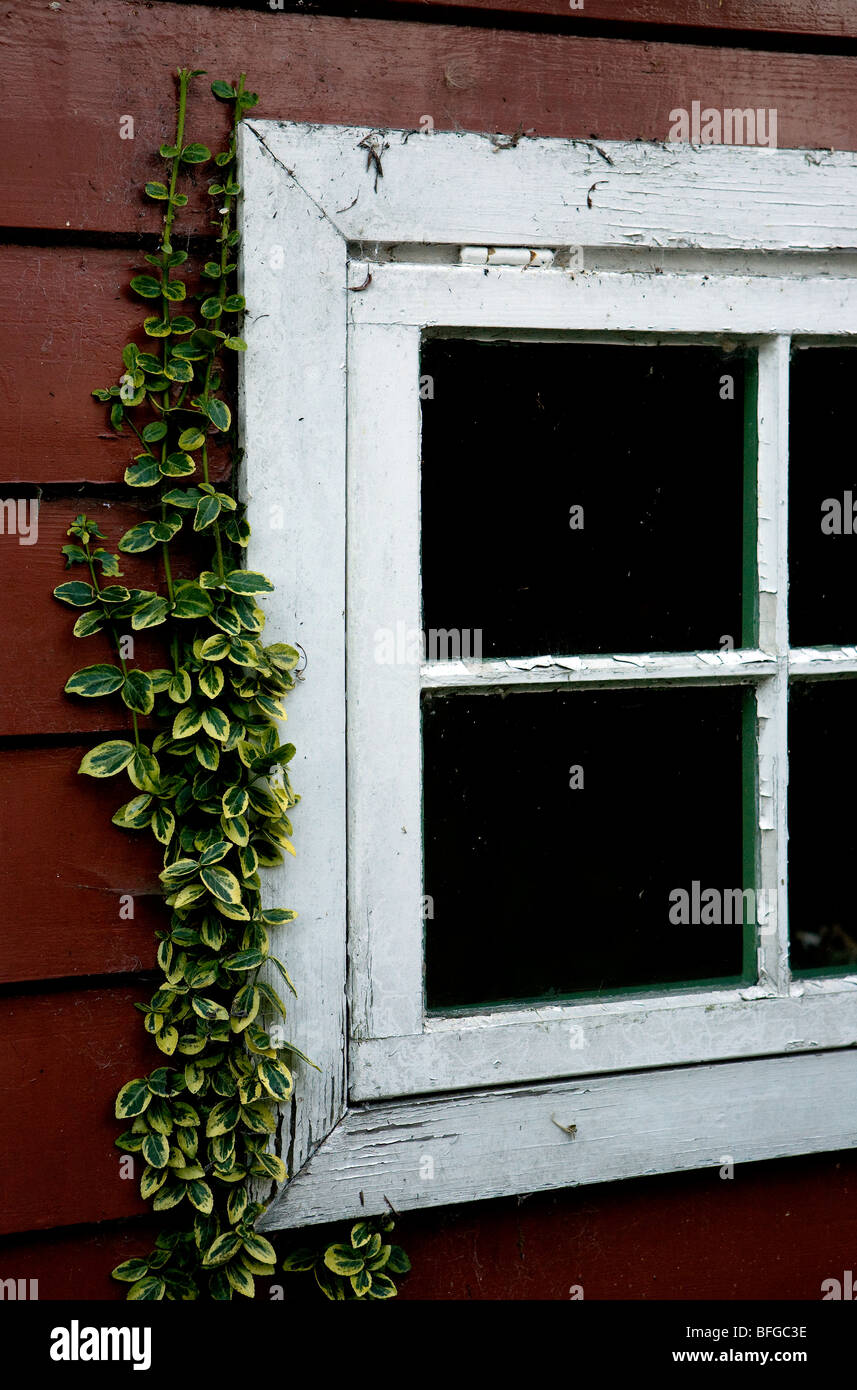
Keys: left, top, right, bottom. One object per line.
{"left": 239, "top": 123, "right": 857, "bottom": 1232}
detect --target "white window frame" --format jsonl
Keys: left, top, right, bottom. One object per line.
{"left": 238, "top": 122, "right": 857, "bottom": 1232}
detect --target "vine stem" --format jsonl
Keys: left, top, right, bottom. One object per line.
{"left": 127, "top": 417, "right": 147, "bottom": 449}
{"left": 163, "top": 68, "right": 191, "bottom": 259}
{"left": 84, "top": 544, "right": 140, "bottom": 749}
{"left": 73, "top": 70, "right": 344, "bottom": 1303}
{"left": 200, "top": 77, "right": 246, "bottom": 583}
{"left": 158, "top": 67, "right": 192, "bottom": 671}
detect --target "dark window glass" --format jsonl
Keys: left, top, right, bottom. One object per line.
{"left": 420, "top": 339, "right": 747, "bottom": 659}
{"left": 788, "top": 679, "right": 857, "bottom": 972}
{"left": 789, "top": 347, "right": 857, "bottom": 646}
{"left": 423, "top": 685, "right": 748, "bottom": 1009}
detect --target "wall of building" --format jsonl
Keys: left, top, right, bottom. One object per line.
{"left": 2, "top": 0, "right": 856, "bottom": 1298}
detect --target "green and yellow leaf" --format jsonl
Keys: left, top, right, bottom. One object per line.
{"left": 115, "top": 1077, "right": 152, "bottom": 1119}
{"left": 79, "top": 740, "right": 135, "bottom": 778}
{"left": 127, "top": 1277, "right": 166, "bottom": 1301}
{"left": 142, "top": 1133, "right": 170, "bottom": 1169}
{"left": 112, "top": 1259, "right": 150, "bottom": 1283}
{"left": 200, "top": 864, "right": 242, "bottom": 905}
{"left": 323, "top": 1244, "right": 365, "bottom": 1277}
{"left": 65, "top": 664, "right": 125, "bottom": 698}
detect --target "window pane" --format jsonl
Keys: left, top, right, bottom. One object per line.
{"left": 423, "top": 685, "right": 748, "bottom": 1009}
{"left": 421, "top": 339, "right": 748, "bottom": 659}
{"left": 788, "top": 679, "right": 857, "bottom": 971}
{"left": 789, "top": 346, "right": 857, "bottom": 647}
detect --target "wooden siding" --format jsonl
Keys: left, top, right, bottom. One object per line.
{"left": 2, "top": 0, "right": 855, "bottom": 1297}
{"left": 0, "top": 247, "right": 231, "bottom": 486}
{"left": 0, "top": 746, "right": 160, "bottom": 984}
{"left": 7, "top": 4, "right": 857, "bottom": 237}
{"left": 381, "top": 0, "right": 857, "bottom": 39}
{"left": 0, "top": 987, "right": 153, "bottom": 1235}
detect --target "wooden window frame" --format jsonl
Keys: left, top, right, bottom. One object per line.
{"left": 239, "top": 122, "right": 857, "bottom": 1231}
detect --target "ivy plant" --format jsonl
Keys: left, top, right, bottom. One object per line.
{"left": 54, "top": 67, "right": 408, "bottom": 1302}
{"left": 282, "top": 1215, "right": 411, "bottom": 1300}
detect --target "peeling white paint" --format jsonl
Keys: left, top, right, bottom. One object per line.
{"left": 262, "top": 1053, "right": 857, "bottom": 1230}
{"left": 460, "top": 246, "right": 555, "bottom": 266}
{"left": 422, "top": 650, "right": 775, "bottom": 691}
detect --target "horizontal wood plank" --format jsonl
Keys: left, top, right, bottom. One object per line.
{"left": 0, "top": 746, "right": 160, "bottom": 984}
{"left": 0, "top": 1220, "right": 160, "bottom": 1300}
{"left": 385, "top": 1147, "right": 857, "bottom": 1300}
{"left": 382, "top": 0, "right": 857, "bottom": 39}
{"left": 352, "top": 980, "right": 857, "bottom": 1098}
{"left": 266, "top": 126, "right": 857, "bottom": 254}
{"left": 0, "top": 499, "right": 203, "bottom": 737}
{"left": 0, "top": 246, "right": 230, "bottom": 485}
{"left": 262, "top": 1049, "right": 857, "bottom": 1228}
{"left": 4, "top": 1147, "right": 857, "bottom": 1296}
{"left": 6, "top": 2, "right": 857, "bottom": 235}
{"left": 348, "top": 264, "right": 857, "bottom": 327}
{"left": 0, "top": 987, "right": 154, "bottom": 1235}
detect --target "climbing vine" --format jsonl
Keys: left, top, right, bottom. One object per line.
{"left": 53, "top": 68, "right": 408, "bottom": 1301}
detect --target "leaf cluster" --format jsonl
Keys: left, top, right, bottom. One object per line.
{"left": 54, "top": 70, "right": 288, "bottom": 1302}
{"left": 55, "top": 66, "right": 407, "bottom": 1303}
{"left": 282, "top": 1218, "right": 411, "bottom": 1300}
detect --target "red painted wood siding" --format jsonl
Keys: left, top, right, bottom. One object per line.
{"left": 0, "top": 746, "right": 160, "bottom": 983}
{"left": 3, "top": 1152, "right": 856, "bottom": 1299}
{"left": 0, "top": 500, "right": 209, "bottom": 738}
{"left": 0, "top": 987, "right": 153, "bottom": 1236}
{"left": 0, "top": 247, "right": 231, "bottom": 486}
{"left": 1, "top": 0, "right": 853, "bottom": 1299}
{"left": 6, "top": 2, "right": 857, "bottom": 237}
{"left": 381, "top": 0, "right": 857, "bottom": 40}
